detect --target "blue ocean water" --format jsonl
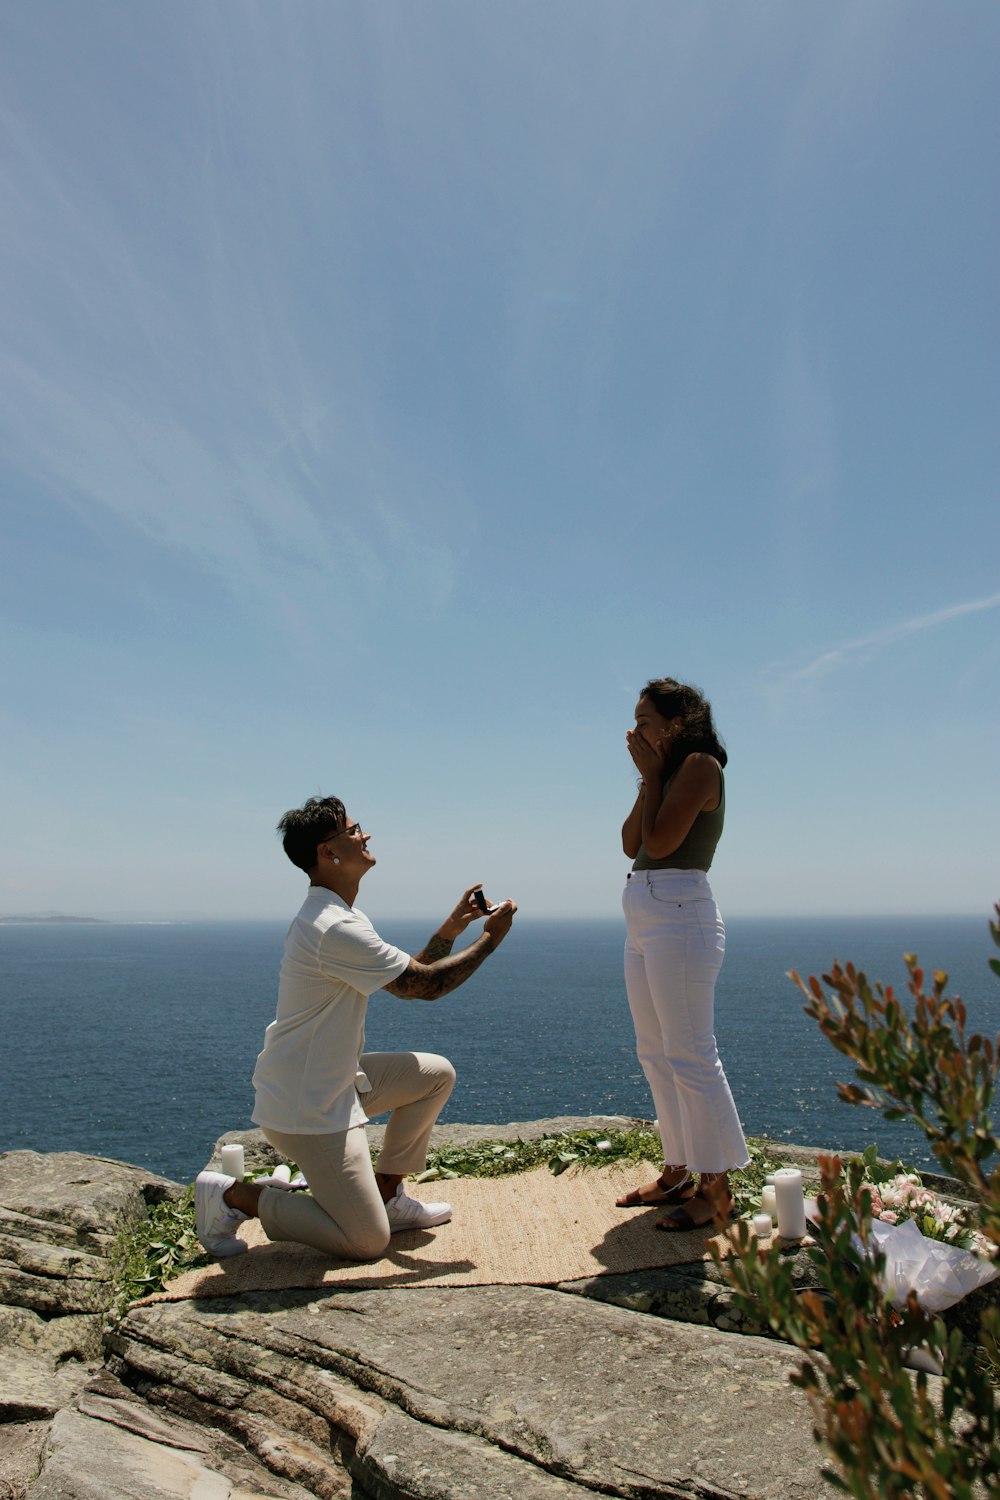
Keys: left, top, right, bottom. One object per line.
{"left": 1, "top": 914, "right": 996, "bottom": 1183}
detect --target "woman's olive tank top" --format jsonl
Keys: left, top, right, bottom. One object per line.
{"left": 632, "top": 765, "right": 725, "bottom": 872}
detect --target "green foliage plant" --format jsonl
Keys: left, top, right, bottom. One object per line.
{"left": 108, "top": 1185, "right": 205, "bottom": 1318}
{"left": 418, "top": 1125, "right": 668, "bottom": 1180}
{"left": 719, "top": 905, "right": 1000, "bottom": 1499}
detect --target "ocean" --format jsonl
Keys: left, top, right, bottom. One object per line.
{"left": 1, "top": 914, "right": 996, "bottom": 1184}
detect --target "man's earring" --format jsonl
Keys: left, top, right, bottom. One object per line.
{"left": 333, "top": 857, "right": 340, "bottom": 865}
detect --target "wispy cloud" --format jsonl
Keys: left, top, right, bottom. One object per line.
{"left": 763, "top": 591, "right": 1000, "bottom": 687}
{"left": 0, "top": 21, "right": 466, "bottom": 629}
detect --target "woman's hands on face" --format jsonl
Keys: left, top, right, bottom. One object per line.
{"left": 626, "top": 727, "right": 665, "bottom": 781}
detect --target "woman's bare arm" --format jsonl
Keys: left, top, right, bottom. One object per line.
{"left": 638, "top": 753, "right": 721, "bottom": 860}
{"left": 622, "top": 786, "right": 646, "bottom": 858}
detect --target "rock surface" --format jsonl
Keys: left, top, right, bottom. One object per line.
{"left": 0, "top": 1151, "right": 183, "bottom": 1498}
{"left": 104, "top": 1285, "right": 823, "bottom": 1500}
{"left": 0, "top": 1124, "right": 984, "bottom": 1499}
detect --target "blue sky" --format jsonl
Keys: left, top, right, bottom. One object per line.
{"left": 2, "top": 1, "right": 997, "bottom": 922}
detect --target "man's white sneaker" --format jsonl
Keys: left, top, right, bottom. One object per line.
{"left": 384, "top": 1183, "right": 452, "bottom": 1232}
{"left": 252, "top": 1173, "right": 296, "bottom": 1192}
{"left": 195, "top": 1170, "right": 249, "bottom": 1257}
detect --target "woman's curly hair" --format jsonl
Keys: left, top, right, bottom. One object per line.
{"left": 640, "top": 678, "right": 727, "bottom": 775}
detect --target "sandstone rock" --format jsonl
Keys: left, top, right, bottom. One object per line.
{"left": 0, "top": 1149, "right": 188, "bottom": 1497}
{"left": 0, "top": 1151, "right": 183, "bottom": 1323}
{"left": 558, "top": 1243, "right": 824, "bottom": 1337}
{"left": 31, "top": 1400, "right": 319, "bottom": 1499}
{"left": 5, "top": 1132, "right": 990, "bottom": 1500}
{"left": 0, "top": 1419, "right": 48, "bottom": 1500}
{"left": 0, "top": 1152, "right": 182, "bottom": 1240}
{"left": 0, "top": 1349, "right": 99, "bottom": 1423}
{"left": 105, "top": 1285, "right": 828, "bottom": 1499}
{"left": 0, "top": 1306, "right": 47, "bottom": 1351}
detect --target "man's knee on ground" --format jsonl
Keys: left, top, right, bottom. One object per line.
{"left": 351, "top": 1225, "right": 392, "bottom": 1260}
{"left": 309, "top": 1220, "right": 390, "bottom": 1261}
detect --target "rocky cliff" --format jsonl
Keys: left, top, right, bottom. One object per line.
{"left": 1, "top": 1122, "right": 987, "bottom": 1500}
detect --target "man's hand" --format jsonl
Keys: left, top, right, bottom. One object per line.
{"left": 483, "top": 899, "right": 517, "bottom": 947}
{"left": 384, "top": 895, "right": 519, "bottom": 1000}
{"left": 438, "top": 884, "right": 491, "bottom": 943}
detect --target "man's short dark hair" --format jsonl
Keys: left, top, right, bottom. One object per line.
{"left": 277, "top": 796, "right": 347, "bottom": 873}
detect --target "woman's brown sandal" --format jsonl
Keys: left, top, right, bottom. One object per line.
{"left": 654, "top": 1194, "right": 736, "bottom": 1233}
{"left": 616, "top": 1171, "right": 695, "bottom": 1209}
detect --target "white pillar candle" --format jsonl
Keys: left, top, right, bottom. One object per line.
{"left": 220, "top": 1144, "right": 244, "bottom": 1180}
{"left": 760, "top": 1185, "right": 777, "bottom": 1220}
{"left": 774, "top": 1167, "right": 807, "bottom": 1239}
{"left": 271, "top": 1163, "right": 292, "bottom": 1183}
{"left": 752, "top": 1213, "right": 772, "bottom": 1238}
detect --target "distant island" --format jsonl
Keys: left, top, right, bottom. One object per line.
{"left": 0, "top": 914, "right": 107, "bottom": 925}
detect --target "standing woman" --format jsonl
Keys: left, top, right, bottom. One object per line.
{"left": 616, "top": 678, "right": 749, "bottom": 1230}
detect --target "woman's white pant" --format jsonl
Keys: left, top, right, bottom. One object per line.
{"left": 623, "top": 869, "right": 748, "bottom": 1175}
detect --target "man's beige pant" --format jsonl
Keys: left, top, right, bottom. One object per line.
{"left": 257, "top": 1051, "right": 455, "bottom": 1260}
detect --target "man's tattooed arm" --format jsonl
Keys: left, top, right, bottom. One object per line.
{"left": 412, "top": 931, "right": 455, "bottom": 966}
{"left": 383, "top": 934, "right": 494, "bottom": 1001}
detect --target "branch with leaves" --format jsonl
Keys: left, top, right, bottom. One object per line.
{"left": 792, "top": 908, "right": 1000, "bottom": 1244}
{"left": 719, "top": 903, "right": 1000, "bottom": 1499}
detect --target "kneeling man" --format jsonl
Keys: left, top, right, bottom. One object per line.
{"left": 196, "top": 795, "right": 516, "bottom": 1259}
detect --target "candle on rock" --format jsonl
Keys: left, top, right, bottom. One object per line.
{"left": 761, "top": 1185, "right": 777, "bottom": 1221}
{"left": 752, "top": 1213, "right": 772, "bottom": 1239}
{"left": 774, "top": 1167, "right": 807, "bottom": 1239}
{"left": 220, "top": 1144, "right": 244, "bottom": 1180}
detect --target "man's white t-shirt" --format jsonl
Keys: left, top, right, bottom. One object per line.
{"left": 251, "top": 886, "right": 411, "bottom": 1134}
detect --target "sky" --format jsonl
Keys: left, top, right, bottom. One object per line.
{"left": 1, "top": 1, "right": 998, "bottom": 923}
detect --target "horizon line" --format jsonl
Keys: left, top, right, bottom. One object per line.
{"left": 1, "top": 910, "right": 989, "bottom": 925}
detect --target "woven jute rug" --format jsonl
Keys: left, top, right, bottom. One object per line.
{"left": 148, "top": 1162, "right": 743, "bottom": 1303}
